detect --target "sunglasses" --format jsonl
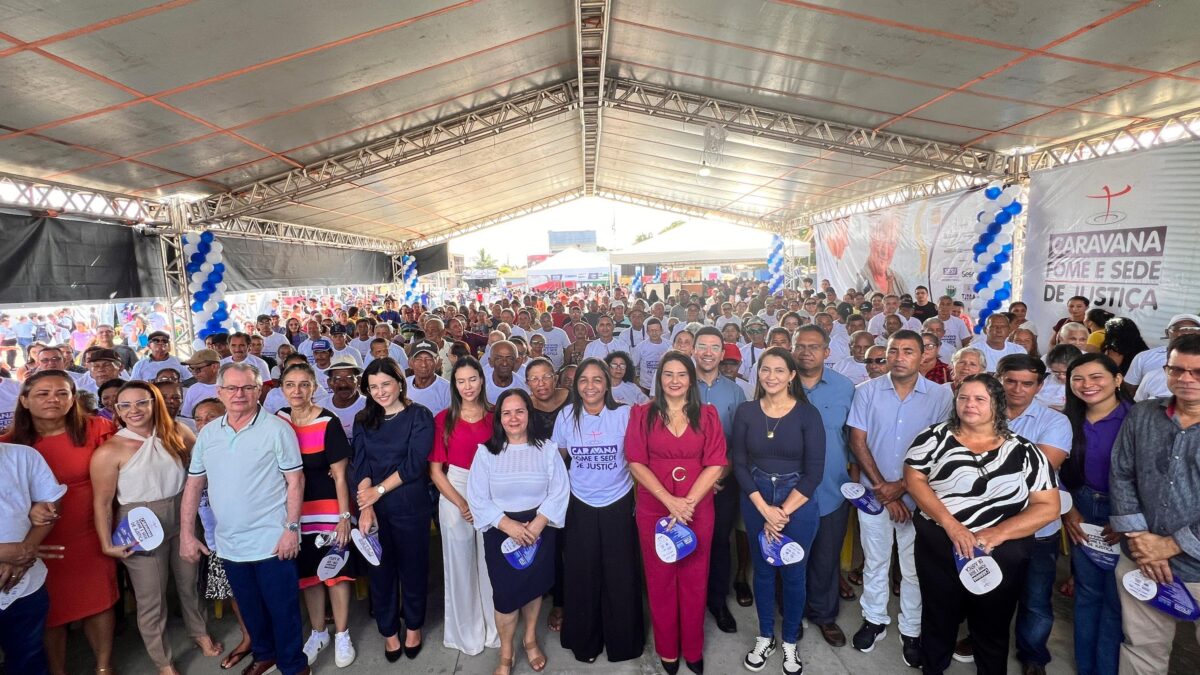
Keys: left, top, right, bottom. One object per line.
{"left": 865, "top": 358, "right": 888, "bottom": 365}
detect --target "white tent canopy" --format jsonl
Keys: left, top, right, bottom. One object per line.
{"left": 610, "top": 221, "right": 809, "bottom": 266}
{"left": 526, "top": 247, "right": 612, "bottom": 284}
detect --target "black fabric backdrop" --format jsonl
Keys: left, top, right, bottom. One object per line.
{"left": 0, "top": 213, "right": 397, "bottom": 303}
{"left": 410, "top": 242, "right": 449, "bottom": 275}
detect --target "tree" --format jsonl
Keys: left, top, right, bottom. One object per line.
{"left": 659, "top": 219, "right": 687, "bottom": 235}
{"left": 633, "top": 232, "right": 654, "bottom": 244}
{"left": 472, "top": 248, "right": 498, "bottom": 269}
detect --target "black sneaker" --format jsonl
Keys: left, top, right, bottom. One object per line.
{"left": 851, "top": 621, "right": 887, "bottom": 653}
{"left": 901, "top": 635, "right": 922, "bottom": 668}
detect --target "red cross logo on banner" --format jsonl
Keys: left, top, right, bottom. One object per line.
{"left": 1086, "top": 184, "right": 1132, "bottom": 219}
{"left": 588, "top": 430, "right": 604, "bottom": 441}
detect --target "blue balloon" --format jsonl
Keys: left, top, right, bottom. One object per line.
{"left": 217, "top": 301, "right": 228, "bottom": 311}
{"left": 995, "top": 252, "right": 1011, "bottom": 265}
{"left": 995, "top": 210, "right": 1013, "bottom": 225}
{"left": 985, "top": 186, "right": 1002, "bottom": 200}
{"left": 987, "top": 222, "right": 1002, "bottom": 235}
{"left": 208, "top": 270, "right": 222, "bottom": 284}
{"left": 978, "top": 271, "right": 992, "bottom": 286}
{"left": 973, "top": 282, "right": 984, "bottom": 293}
{"left": 1002, "top": 243, "right": 1014, "bottom": 254}
{"left": 987, "top": 262, "right": 1002, "bottom": 275}
{"left": 980, "top": 232, "right": 996, "bottom": 246}
{"left": 1004, "top": 201, "right": 1023, "bottom": 215}
{"left": 189, "top": 251, "right": 205, "bottom": 265}
{"left": 987, "top": 299, "right": 1002, "bottom": 311}
{"left": 979, "top": 308, "right": 994, "bottom": 322}
{"left": 199, "top": 231, "right": 215, "bottom": 243}
{"left": 213, "top": 263, "right": 226, "bottom": 274}
{"left": 190, "top": 300, "right": 205, "bottom": 313}
{"left": 206, "top": 319, "right": 221, "bottom": 330}
{"left": 995, "top": 289, "right": 1011, "bottom": 302}
{"left": 197, "top": 329, "right": 210, "bottom": 339}
{"left": 197, "top": 240, "right": 211, "bottom": 255}
{"left": 972, "top": 242, "right": 988, "bottom": 256}
{"left": 194, "top": 290, "right": 209, "bottom": 303}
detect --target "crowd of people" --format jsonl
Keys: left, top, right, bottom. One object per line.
{"left": 0, "top": 278, "right": 1197, "bottom": 675}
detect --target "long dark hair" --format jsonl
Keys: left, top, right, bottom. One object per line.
{"left": 356, "top": 357, "right": 410, "bottom": 430}
{"left": 751, "top": 346, "right": 807, "bottom": 403}
{"left": 645, "top": 350, "right": 702, "bottom": 434}
{"left": 948, "top": 373, "right": 1010, "bottom": 438}
{"left": 568, "top": 358, "right": 622, "bottom": 432}
{"left": 1101, "top": 317, "right": 1149, "bottom": 375}
{"left": 7, "top": 370, "right": 89, "bottom": 446}
{"left": 604, "top": 350, "right": 636, "bottom": 383}
{"left": 484, "top": 388, "right": 546, "bottom": 455}
{"left": 444, "top": 356, "right": 489, "bottom": 447}
{"left": 1060, "top": 353, "right": 1131, "bottom": 489}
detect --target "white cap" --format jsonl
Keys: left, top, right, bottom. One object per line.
{"left": 1167, "top": 313, "right": 1200, "bottom": 329}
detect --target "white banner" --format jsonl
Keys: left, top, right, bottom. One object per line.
{"left": 815, "top": 190, "right": 982, "bottom": 303}
{"left": 1023, "top": 142, "right": 1200, "bottom": 342}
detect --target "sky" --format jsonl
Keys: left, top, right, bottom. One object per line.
{"left": 448, "top": 197, "right": 699, "bottom": 266}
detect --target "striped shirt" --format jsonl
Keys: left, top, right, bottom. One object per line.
{"left": 905, "top": 422, "right": 1055, "bottom": 531}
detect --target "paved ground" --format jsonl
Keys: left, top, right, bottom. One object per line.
{"left": 63, "top": 552, "right": 1199, "bottom": 674}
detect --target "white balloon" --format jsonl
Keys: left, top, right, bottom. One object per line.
{"left": 986, "top": 243, "right": 1002, "bottom": 257}
{"left": 996, "top": 192, "right": 1015, "bottom": 207}
{"left": 977, "top": 287, "right": 995, "bottom": 301}
{"left": 971, "top": 297, "right": 988, "bottom": 310}
{"left": 204, "top": 300, "right": 218, "bottom": 314}
{"left": 183, "top": 242, "right": 198, "bottom": 257}
{"left": 215, "top": 282, "right": 228, "bottom": 294}
{"left": 995, "top": 268, "right": 1012, "bottom": 282}
{"left": 200, "top": 261, "right": 214, "bottom": 274}
{"left": 1002, "top": 185, "right": 1021, "bottom": 202}
{"left": 210, "top": 241, "right": 223, "bottom": 255}
{"left": 975, "top": 220, "right": 990, "bottom": 235}
{"left": 988, "top": 274, "right": 1006, "bottom": 289}
{"left": 188, "top": 280, "right": 204, "bottom": 293}
{"left": 994, "top": 230, "right": 1013, "bottom": 246}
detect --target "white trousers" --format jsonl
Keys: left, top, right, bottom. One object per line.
{"left": 440, "top": 465, "right": 500, "bottom": 655}
{"left": 858, "top": 507, "right": 922, "bottom": 637}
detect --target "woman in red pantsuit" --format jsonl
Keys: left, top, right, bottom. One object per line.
{"left": 625, "top": 351, "right": 726, "bottom": 675}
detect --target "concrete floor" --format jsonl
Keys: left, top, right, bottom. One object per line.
{"left": 63, "top": 553, "right": 1200, "bottom": 674}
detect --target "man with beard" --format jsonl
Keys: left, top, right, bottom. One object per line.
{"left": 405, "top": 341, "right": 450, "bottom": 415}
{"left": 131, "top": 331, "right": 184, "bottom": 381}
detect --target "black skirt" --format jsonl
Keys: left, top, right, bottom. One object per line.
{"left": 483, "top": 508, "right": 557, "bottom": 614}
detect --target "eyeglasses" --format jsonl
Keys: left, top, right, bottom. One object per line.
{"left": 865, "top": 358, "right": 888, "bottom": 365}
{"left": 218, "top": 385, "right": 260, "bottom": 395}
{"left": 527, "top": 375, "right": 555, "bottom": 385}
{"left": 1164, "top": 365, "right": 1200, "bottom": 380}
{"left": 114, "top": 398, "right": 153, "bottom": 412}
{"left": 149, "top": 338, "right": 170, "bottom": 344}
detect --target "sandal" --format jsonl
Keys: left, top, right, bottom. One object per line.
{"left": 547, "top": 606, "right": 563, "bottom": 632}
{"left": 839, "top": 579, "right": 857, "bottom": 600}
{"left": 847, "top": 570, "right": 863, "bottom": 586}
{"left": 493, "top": 654, "right": 515, "bottom": 675}
{"left": 220, "top": 647, "right": 251, "bottom": 670}
{"left": 524, "top": 639, "right": 547, "bottom": 672}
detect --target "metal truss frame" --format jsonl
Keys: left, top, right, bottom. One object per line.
{"left": 595, "top": 187, "right": 786, "bottom": 230}
{"left": 201, "top": 216, "right": 402, "bottom": 252}
{"left": 792, "top": 173, "right": 990, "bottom": 232}
{"left": 160, "top": 199, "right": 195, "bottom": 356}
{"left": 1017, "top": 106, "right": 1200, "bottom": 174}
{"left": 0, "top": 172, "right": 169, "bottom": 223}
{"left": 574, "top": 0, "right": 611, "bottom": 196}
{"left": 604, "top": 79, "right": 1010, "bottom": 178}
{"left": 187, "top": 82, "right": 578, "bottom": 224}
{"left": 413, "top": 189, "right": 584, "bottom": 246}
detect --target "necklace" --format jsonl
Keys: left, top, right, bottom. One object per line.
{"left": 383, "top": 409, "right": 402, "bottom": 421}
{"left": 766, "top": 413, "right": 784, "bottom": 439}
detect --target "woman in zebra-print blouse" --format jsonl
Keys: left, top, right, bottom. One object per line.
{"left": 902, "top": 374, "right": 1060, "bottom": 675}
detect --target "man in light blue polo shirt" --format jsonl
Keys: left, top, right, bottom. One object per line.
{"left": 694, "top": 327, "right": 747, "bottom": 633}
{"left": 180, "top": 362, "right": 308, "bottom": 675}
{"left": 793, "top": 325, "right": 856, "bottom": 648}
{"left": 956, "top": 354, "right": 1070, "bottom": 672}
{"left": 847, "top": 330, "right": 952, "bottom": 666}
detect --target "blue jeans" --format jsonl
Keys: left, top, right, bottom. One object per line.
{"left": 0, "top": 584, "right": 50, "bottom": 675}
{"left": 222, "top": 557, "right": 306, "bottom": 675}
{"left": 741, "top": 467, "right": 819, "bottom": 643}
{"left": 1015, "top": 534, "right": 1059, "bottom": 666}
{"left": 1071, "top": 486, "right": 1122, "bottom": 675}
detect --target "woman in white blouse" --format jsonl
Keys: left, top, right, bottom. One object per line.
{"left": 467, "top": 389, "right": 570, "bottom": 675}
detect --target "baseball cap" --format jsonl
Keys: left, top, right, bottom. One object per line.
{"left": 147, "top": 331, "right": 171, "bottom": 341}
{"left": 327, "top": 357, "right": 362, "bottom": 374}
{"left": 858, "top": 302, "right": 873, "bottom": 313}
{"left": 721, "top": 343, "right": 742, "bottom": 363}
{"left": 412, "top": 340, "right": 439, "bottom": 358}
{"left": 329, "top": 323, "right": 349, "bottom": 335}
{"left": 310, "top": 339, "right": 333, "bottom": 353}
{"left": 1168, "top": 313, "right": 1200, "bottom": 329}
{"left": 181, "top": 349, "right": 221, "bottom": 366}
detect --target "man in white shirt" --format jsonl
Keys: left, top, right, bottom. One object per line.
{"left": 867, "top": 295, "right": 922, "bottom": 335}
{"left": 633, "top": 318, "right": 671, "bottom": 391}
{"left": 222, "top": 333, "right": 273, "bottom": 383}
{"left": 131, "top": 331, "right": 184, "bottom": 382}
{"left": 327, "top": 325, "right": 364, "bottom": 368}
{"left": 714, "top": 302, "right": 740, "bottom": 331}
{"left": 180, "top": 349, "right": 222, "bottom": 417}
{"left": 325, "top": 359, "right": 366, "bottom": 440}
{"left": 934, "top": 295, "right": 972, "bottom": 352}
{"left": 76, "top": 349, "right": 123, "bottom": 395}
{"left": 295, "top": 319, "right": 325, "bottom": 361}
{"left": 348, "top": 318, "right": 375, "bottom": 360}
{"left": 535, "top": 312, "right": 571, "bottom": 369}
{"left": 583, "top": 315, "right": 621, "bottom": 360}
{"left": 406, "top": 341, "right": 451, "bottom": 415}
{"left": 614, "top": 306, "right": 648, "bottom": 353}
{"left": 1122, "top": 313, "right": 1200, "bottom": 398}
{"left": 255, "top": 315, "right": 289, "bottom": 361}
{"left": 485, "top": 341, "right": 526, "bottom": 404}
{"left": 976, "top": 313, "right": 1027, "bottom": 372}
{"left": 834, "top": 331, "right": 875, "bottom": 385}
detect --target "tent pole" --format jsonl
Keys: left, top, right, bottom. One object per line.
{"left": 160, "top": 198, "right": 196, "bottom": 357}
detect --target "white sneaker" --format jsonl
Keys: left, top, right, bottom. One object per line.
{"left": 334, "top": 630, "right": 356, "bottom": 667}
{"left": 744, "top": 636, "right": 777, "bottom": 672}
{"left": 302, "top": 629, "right": 330, "bottom": 665}
{"left": 781, "top": 642, "right": 803, "bottom": 675}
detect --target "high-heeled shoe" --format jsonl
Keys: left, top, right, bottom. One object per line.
{"left": 661, "top": 658, "right": 680, "bottom": 674}
{"left": 384, "top": 646, "right": 402, "bottom": 663}
{"left": 686, "top": 658, "right": 704, "bottom": 674}
{"left": 404, "top": 642, "right": 423, "bottom": 659}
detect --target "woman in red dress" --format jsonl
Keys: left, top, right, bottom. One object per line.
{"left": 625, "top": 351, "right": 727, "bottom": 675}
{"left": 1, "top": 370, "right": 118, "bottom": 675}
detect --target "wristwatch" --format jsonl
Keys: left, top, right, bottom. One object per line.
{"left": 375, "top": 485, "right": 386, "bottom": 496}
{"left": 285, "top": 521, "right": 300, "bottom": 533}
{"left": 339, "top": 511, "right": 352, "bottom": 521}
